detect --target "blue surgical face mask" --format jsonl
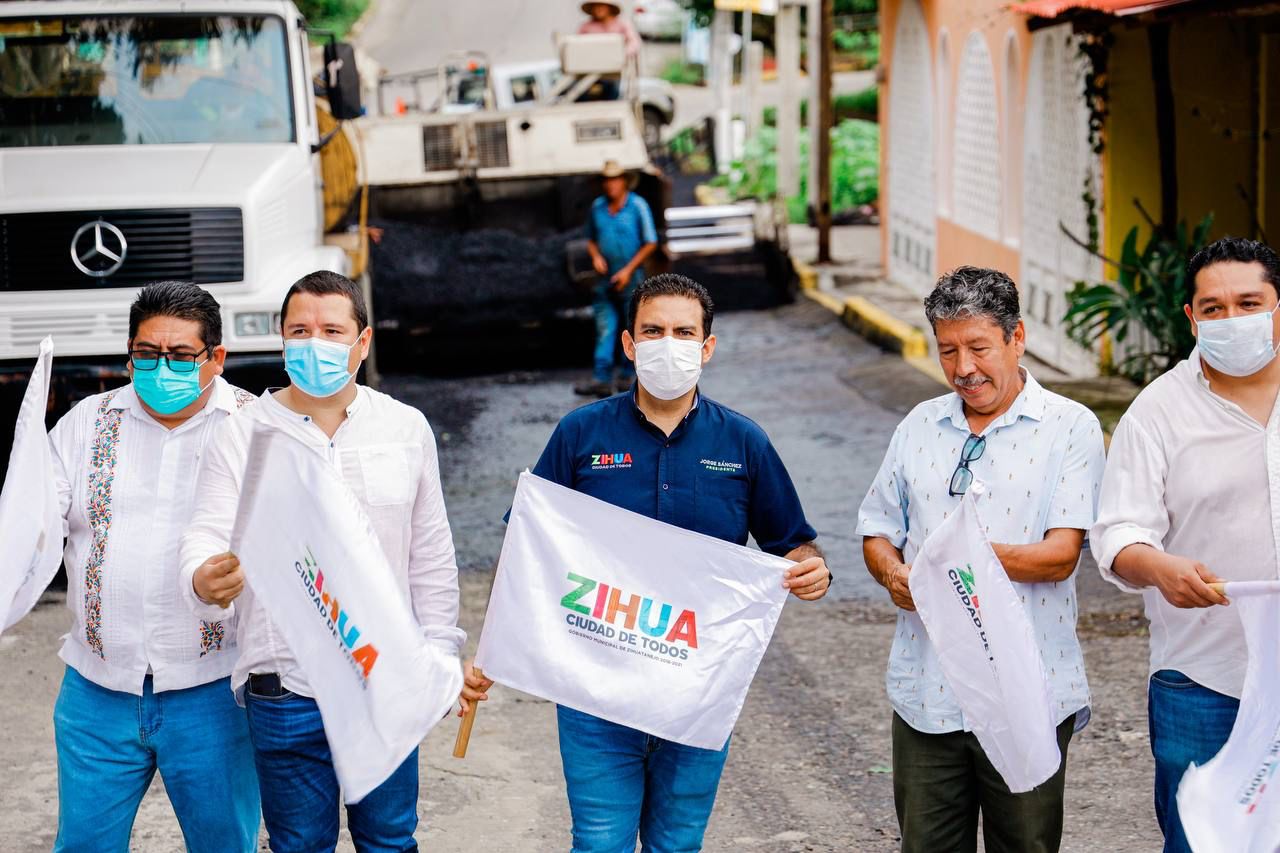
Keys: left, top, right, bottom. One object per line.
{"left": 1195, "top": 307, "right": 1280, "bottom": 378}
{"left": 133, "top": 360, "right": 212, "bottom": 415}
{"left": 284, "top": 336, "right": 360, "bottom": 398}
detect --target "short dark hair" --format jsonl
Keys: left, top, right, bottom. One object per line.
{"left": 128, "top": 281, "right": 222, "bottom": 348}
{"left": 923, "top": 266, "right": 1021, "bottom": 342}
{"left": 1186, "top": 237, "right": 1280, "bottom": 304}
{"left": 281, "top": 270, "right": 369, "bottom": 329}
{"left": 626, "top": 273, "right": 715, "bottom": 337}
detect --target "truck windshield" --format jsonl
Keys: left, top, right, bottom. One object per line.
{"left": 0, "top": 15, "right": 295, "bottom": 147}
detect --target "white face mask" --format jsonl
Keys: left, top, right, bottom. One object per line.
{"left": 633, "top": 337, "right": 705, "bottom": 400}
{"left": 1195, "top": 307, "right": 1280, "bottom": 377}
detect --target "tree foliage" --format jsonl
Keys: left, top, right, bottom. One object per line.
{"left": 710, "top": 119, "right": 879, "bottom": 223}
{"left": 296, "top": 0, "right": 368, "bottom": 37}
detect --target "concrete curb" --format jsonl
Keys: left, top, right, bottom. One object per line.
{"left": 789, "top": 259, "right": 1125, "bottom": 438}
{"left": 792, "top": 257, "right": 947, "bottom": 387}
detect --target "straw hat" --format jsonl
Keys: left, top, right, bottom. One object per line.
{"left": 600, "top": 159, "right": 638, "bottom": 188}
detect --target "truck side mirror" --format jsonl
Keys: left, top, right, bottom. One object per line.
{"left": 323, "top": 41, "right": 363, "bottom": 120}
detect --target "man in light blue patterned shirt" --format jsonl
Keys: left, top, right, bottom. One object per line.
{"left": 857, "top": 266, "right": 1105, "bottom": 853}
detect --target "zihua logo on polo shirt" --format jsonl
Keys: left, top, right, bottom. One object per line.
{"left": 591, "top": 451, "right": 633, "bottom": 470}
{"left": 700, "top": 458, "right": 742, "bottom": 473}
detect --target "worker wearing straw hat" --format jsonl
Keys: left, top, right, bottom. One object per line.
{"left": 574, "top": 159, "right": 658, "bottom": 398}
{"left": 578, "top": 2, "right": 641, "bottom": 57}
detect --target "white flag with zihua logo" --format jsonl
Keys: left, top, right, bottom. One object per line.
{"left": 0, "top": 336, "right": 62, "bottom": 633}
{"left": 474, "top": 471, "right": 792, "bottom": 751}
{"left": 231, "top": 426, "right": 462, "bottom": 803}
{"left": 907, "top": 490, "right": 1062, "bottom": 793}
{"left": 1178, "top": 580, "right": 1280, "bottom": 853}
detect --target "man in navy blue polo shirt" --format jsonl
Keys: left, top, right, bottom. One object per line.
{"left": 574, "top": 160, "right": 659, "bottom": 399}
{"left": 484, "top": 272, "right": 832, "bottom": 852}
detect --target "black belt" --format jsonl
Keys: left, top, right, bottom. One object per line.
{"left": 247, "top": 672, "right": 288, "bottom": 697}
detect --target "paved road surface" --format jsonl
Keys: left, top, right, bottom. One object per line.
{"left": 0, "top": 297, "right": 1163, "bottom": 851}
{"left": 359, "top": 0, "right": 584, "bottom": 75}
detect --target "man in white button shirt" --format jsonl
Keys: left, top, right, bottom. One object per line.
{"left": 181, "top": 270, "right": 468, "bottom": 852}
{"left": 1092, "top": 237, "right": 1280, "bottom": 853}
{"left": 47, "top": 281, "right": 260, "bottom": 852}
{"left": 858, "top": 266, "right": 1105, "bottom": 853}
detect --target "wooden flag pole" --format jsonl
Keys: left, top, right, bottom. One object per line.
{"left": 453, "top": 702, "right": 478, "bottom": 758}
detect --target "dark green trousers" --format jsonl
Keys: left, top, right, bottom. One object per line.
{"left": 891, "top": 712, "right": 1076, "bottom": 853}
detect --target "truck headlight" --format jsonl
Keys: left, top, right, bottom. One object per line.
{"left": 234, "top": 312, "right": 281, "bottom": 337}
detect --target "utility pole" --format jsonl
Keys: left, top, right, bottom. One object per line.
{"left": 776, "top": 1, "right": 801, "bottom": 199}
{"left": 712, "top": 8, "right": 734, "bottom": 173}
{"left": 815, "top": 0, "right": 833, "bottom": 262}
{"left": 806, "top": 1, "right": 820, "bottom": 234}
{"left": 743, "top": 40, "right": 764, "bottom": 139}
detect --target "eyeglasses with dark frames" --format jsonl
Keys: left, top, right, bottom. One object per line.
{"left": 128, "top": 346, "right": 211, "bottom": 374}
{"left": 948, "top": 433, "right": 986, "bottom": 497}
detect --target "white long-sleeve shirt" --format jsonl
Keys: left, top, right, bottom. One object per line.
{"left": 178, "top": 386, "right": 464, "bottom": 700}
{"left": 1091, "top": 352, "right": 1280, "bottom": 699}
{"left": 49, "top": 378, "right": 256, "bottom": 695}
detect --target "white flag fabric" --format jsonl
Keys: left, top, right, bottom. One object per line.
{"left": 475, "top": 471, "right": 791, "bottom": 751}
{"left": 0, "top": 337, "right": 61, "bottom": 633}
{"left": 907, "top": 490, "right": 1062, "bottom": 793}
{"left": 231, "top": 426, "right": 462, "bottom": 803}
{"left": 1178, "top": 580, "right": 1280, "bottom": 853}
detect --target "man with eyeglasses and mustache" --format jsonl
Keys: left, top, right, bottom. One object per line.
{"left": 45, "top": 281, "right": 260, "bottom": 851}
{"left": 856, "top": 266, "right": 1106, "bottom": 853}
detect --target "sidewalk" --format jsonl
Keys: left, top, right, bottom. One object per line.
{"left": 787, "top": 223, "right": 1142, "bottom": 432}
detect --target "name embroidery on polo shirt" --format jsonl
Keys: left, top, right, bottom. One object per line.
{"left": 590, "top": 452, "right": 633, "bottom": 470}
{"left": 700, "top": 458, "right": 742, "bottom": 473}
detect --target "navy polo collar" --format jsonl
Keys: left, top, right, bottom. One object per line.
{"left": 629, "top": 387, "right": 702, "bottom": 434}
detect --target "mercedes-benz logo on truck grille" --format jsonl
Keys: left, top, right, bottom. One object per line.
{"left": 70, "top": 219, "right": 128, "bottom": 278}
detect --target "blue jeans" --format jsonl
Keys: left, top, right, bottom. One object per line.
{"left": 1148, "top": 669, "right": 1240, "bottom": 853}
{"left": 245, "top": 687, "right": 420, "bottom": 852}
{"left": 556, "top": 704, "right": 730, "bottom": 853}
{"left": 53, "top": 665, "right": 259, "bottom": 853}
{"left": 592, "top": 281, "right": 637, "bottom": 383}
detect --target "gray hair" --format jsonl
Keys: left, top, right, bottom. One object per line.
{"left": 923, "top": 266, "right": 1021, "bottom": 341}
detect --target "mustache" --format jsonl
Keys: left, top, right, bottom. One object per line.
{"left": 953, "top": 374, "right": 991, "bottom": 388}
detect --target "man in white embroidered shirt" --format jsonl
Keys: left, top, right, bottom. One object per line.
{"left": 857, "top": 266, "right": 1105, "bottom": 853}
{"left": 47, "top": 281, "right": 259, "bottom": 852}
{"left": 1091, "top": 237, "right": 1280, "bottom": 853}
{"left": 181, "top": 270, "right": 465, "bottom": 851}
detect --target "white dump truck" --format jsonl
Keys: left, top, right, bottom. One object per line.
{"left": 0, "top": 0, "right": 367, "bottom": 407}
{"left": 0, "top": 3, "right": 793, "bottom": 402}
